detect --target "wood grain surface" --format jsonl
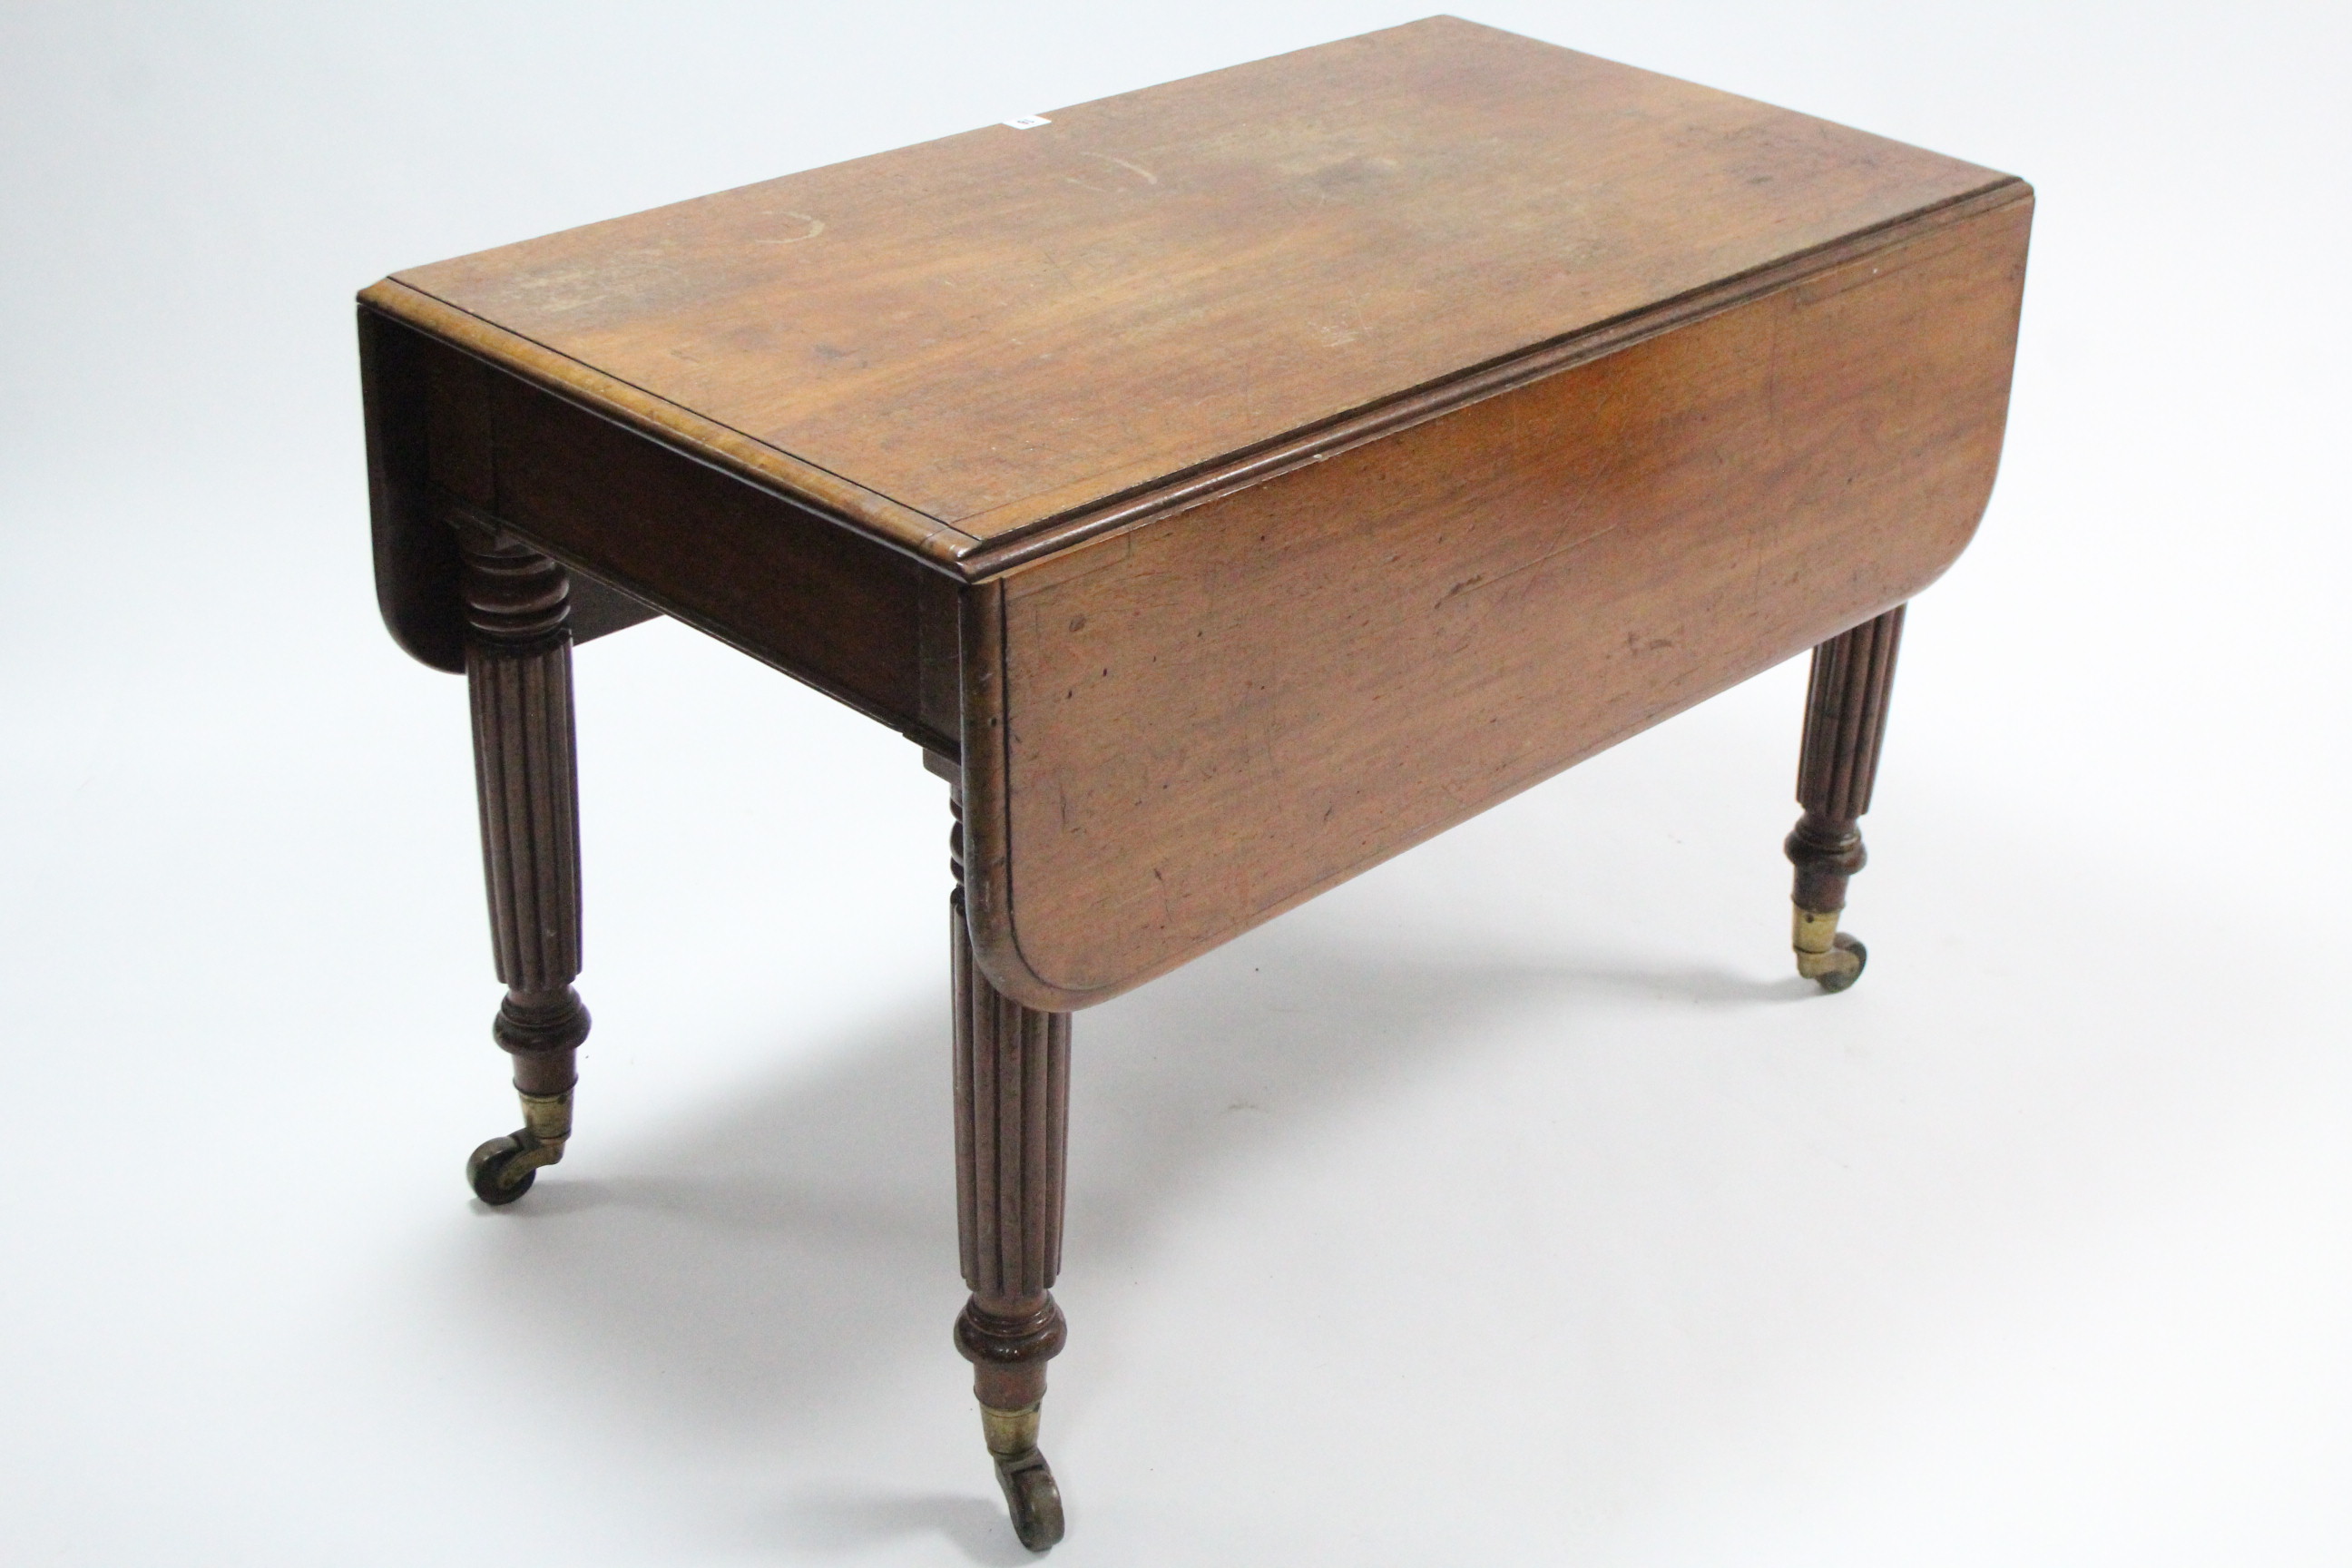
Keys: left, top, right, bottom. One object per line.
{"left": 958, "top": 192, "right": 2031, "bottom": 1009}
{"left": 372, "top": 15, "right": 2012, "bottom": 566}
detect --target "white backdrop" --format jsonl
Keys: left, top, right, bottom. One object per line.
{"left": 2, "top": 4, "right": 2347, "bottom": 1563}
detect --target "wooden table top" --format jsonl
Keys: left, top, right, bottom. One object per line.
{"left": 368, "top": 15, "right": 2012, "bottom": 574}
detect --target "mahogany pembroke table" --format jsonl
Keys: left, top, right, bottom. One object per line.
{"left": 358, "top": 17, "right": 2029, "bottom": 1550}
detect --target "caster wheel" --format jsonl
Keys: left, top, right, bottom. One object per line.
{"left": 1812, "top": 932, "right": 1867, "bottom": 994}
{"left": 467, "top": 1132, "right": 536, "bottom": 1205}
{"left": 995, "top": 1450, "right": 1065, "bottom": 1552}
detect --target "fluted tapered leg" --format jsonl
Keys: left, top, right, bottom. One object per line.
{"left": 460, "top": 523, "right": 591, "bottom": 1203}
{"left": 946, "top": 775, "right": 1071, "bottom": 1551}
{"left": 1785, "top": 604, "right": 1905, "bottom": 992}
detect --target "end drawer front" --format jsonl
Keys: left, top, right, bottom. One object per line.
{"left": 372, "top": 312, "right": 959, "bottom": 750}
{"left": 965, "top": 193, "right": 2032, "bottom": 1009}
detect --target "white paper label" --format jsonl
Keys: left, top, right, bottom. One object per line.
{"left": 1002, "top": 114, "right": 1051, "bottom": 130}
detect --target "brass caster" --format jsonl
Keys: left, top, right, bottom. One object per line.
{"left": 995, "top": 1449, "right": 1063, "bottom": 1552}
{"left": 1803, "top": 931, "right": 1867, "bottom": 993}
{"left": 466, "top": 1132, "right": 543, "bottom": 1204}
{"left": 466, "top": 1091, "right": 571, "bottom": 1205}
{"left": 983, "top": 1403, "right": 1065, "bottom": 1551}
{"left": 1792, "top": 907, "right": 1867, "bottom": 993}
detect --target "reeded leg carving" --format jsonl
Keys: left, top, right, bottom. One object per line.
{"left": 946, "top": 769, "right": 1071, "bottom": 1551}
{"left": 459, "top": 523, "right": 592, "bottom": 1204}
{"left": 1787, "top": 604, "right": 1905, "bottom": 993}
